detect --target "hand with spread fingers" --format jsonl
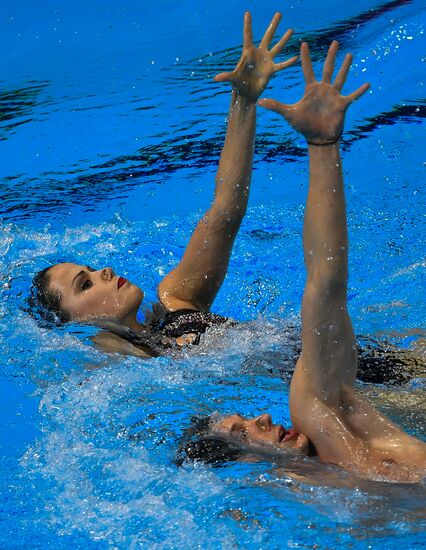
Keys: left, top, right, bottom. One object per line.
{"left": 259, "top": 41, "right": 370, "bottom": 144}
{"left": 214, "top": 11, "right": 298, "bottom": 103}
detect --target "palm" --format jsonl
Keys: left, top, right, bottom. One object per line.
{"left": 232, "top": 45, "right": 276, "bottom": 102}
{"left": 287, "top": 82, "right": 347, "bottom": 143}
{"left": 214, "top": 12, "right": 298, "bottom": 103}
{"left": 259, "top": 41, "right": 370, "bottom": 144}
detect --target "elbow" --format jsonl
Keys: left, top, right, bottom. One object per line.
{"left": 207, "top": 204, "right": 245, "bottom": 231}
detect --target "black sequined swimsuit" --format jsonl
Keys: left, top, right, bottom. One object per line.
{"left": 150, "top": 309, "right": 231, "bottom": 345}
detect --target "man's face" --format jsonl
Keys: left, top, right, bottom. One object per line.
{"left": 213, "top": 413, "right": 309, "bottom": 454}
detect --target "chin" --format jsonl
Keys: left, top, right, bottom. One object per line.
{"left": 130, "top": 283, "right": 144, "bottom": 305}
{"left": 273, "top": 433, "right": 309, "bottom": 455}
{"left": 292, "top": 433, "right": 310, "bottom": 455}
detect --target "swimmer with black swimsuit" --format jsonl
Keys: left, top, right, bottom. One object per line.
{"left": 31, "top": 13, "right": 298, "bottom": 357}
{"left": 30, "top": 13, "right": 424, "bottom": 386}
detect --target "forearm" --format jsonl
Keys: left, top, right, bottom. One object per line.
{"left": 158, "top": 11, "right": 297, "bottom": 311}
{"left": 299, "top": 141, "right": 355, "bottom": 396}
{"left": 157, "top": 92, "right": 256, "bottom": 311}
{"left": 304, "top": 142, "right": 348, "bottom": 287}
{"left": 212, "top": 90, "right": 256, "bottom": 219}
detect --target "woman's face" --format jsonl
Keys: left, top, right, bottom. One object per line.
{"left": 47, "top": 262, "right": 144, "bottom": 326}
{"left": 213, "top": 413, "right": 310, "bottom": 454}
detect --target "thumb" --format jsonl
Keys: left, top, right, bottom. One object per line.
{"left": 258, "top": 98, "right": 290, "bottom": 116}
{"left": 213, "top": 72, "right": 235, "bottom": 83}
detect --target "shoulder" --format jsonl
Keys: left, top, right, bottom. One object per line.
{"left": 91, "top": 331, "right": 151, "bottom": 358}
{"left": 157, "top": 278, "right": 200, "bottom": 312}
{"left": 157, "top": 272, "right": 214, "bottom": 312}
{"left": 290, "top": 361, "right": 361, "bottom": 464}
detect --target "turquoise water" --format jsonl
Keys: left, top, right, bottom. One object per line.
{"left": 1, "top": 0, "right": 425, "bottom": 547}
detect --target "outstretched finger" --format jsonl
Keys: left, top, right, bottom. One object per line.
{"left": 258, "top": 97, "right": 291, "bottom": 116}
{"left": 301, "top": 42, "right": 315, "bottom": 84}
{"left": 260, "top": 12, "right": 282, "bottom": 49}
{"left": 345, "top": 82, "right": 371, "bottom": 103}
{"left": 322, "top": 40, "right": 339, "bottom": 83}
{"left": 270, "top": 28, "right": 294, "bottom": 58}
{"left": 214, "top": 72, "right": 235, "bottom": 84}
{"left": 243, "top": 11, "right": 253, "bottom": 48}
{"left": 334, "top": 53, "right": 352, "bottom": 91}
{"left": 274, "top": 55, "right": 299, "bottom": 72}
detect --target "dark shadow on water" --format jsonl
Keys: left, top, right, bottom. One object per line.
{"left": 0, "top": 0, "right": 421, "bottom": 222}
{"left": 0, "top": 82, "right": 48, "bottom": 141}
{"left": 1, "top": 96, "right": 424, "bottom": 223}
{"left": 174, "top": 0, "right": 414, "bottom": 79}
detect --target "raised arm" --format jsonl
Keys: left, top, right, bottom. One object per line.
{"left": 158, "top": 12, "right": 297, "bottom": 311}
{"left": 260, "top": 41, "right": 369, "bottom": 398}
{"left": 261, "top": 44, "right": 426, "bottom": 479}
{"left": 260, "top": 41, "right": 371, "bottom": 459}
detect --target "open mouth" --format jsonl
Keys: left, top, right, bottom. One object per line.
{"left": 278, "top": 425, "right": 300, "bottom": 443}
{"left": 117, "top": 277, "right": 127, "bottom": 289}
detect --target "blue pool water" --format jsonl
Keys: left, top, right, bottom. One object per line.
{"left": 1, "top": 0, "right": 425, "bottom": 547}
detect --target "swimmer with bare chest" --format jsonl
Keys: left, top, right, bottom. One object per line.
{"left": 197, "top": 40, "right": 426, "bottom": 483}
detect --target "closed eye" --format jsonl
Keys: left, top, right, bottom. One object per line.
{"left": 81, "top": 279, "right": 93, "bottom": 291}
{"left": 256, "top": 419, "right": 267, "bottom": 431}
{"left": 229, "top": 424, "right": 247, "bottom": 439}
{"left": 230, "top": 420, "right": 245, "bottom": 432}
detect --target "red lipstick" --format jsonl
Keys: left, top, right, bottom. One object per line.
{"left": 117, "top": 277, "right": 127, "bottom": 289}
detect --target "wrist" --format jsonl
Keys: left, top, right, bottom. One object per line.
{"left": 231, "top": 88, "right": 257, "bottom": 108}
{"left": 306, "top": 129, "right": 343, "bottom": 147}
{"left": 308, "top": 140, "right": 341, "bottom": 161}
{"left": 307, "top": 139, "right": 340, "bottom": 149}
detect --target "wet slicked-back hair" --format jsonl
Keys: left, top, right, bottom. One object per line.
{"left": 175, "top": 416, "right": 249, "bottom": 467}
{"left": 30, "top": 266, "right": 70, "bottom": 324}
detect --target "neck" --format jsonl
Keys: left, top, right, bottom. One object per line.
{"left": 119, "top": 308, "right": 146, "bottom": 333}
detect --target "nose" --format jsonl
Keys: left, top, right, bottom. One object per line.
{"left": 257, "top": 413, "right": 272, "bottom": 430}
{"left": 101, "top": 267, "right": 114, "bottom": 281}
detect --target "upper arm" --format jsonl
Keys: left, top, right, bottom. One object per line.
{"left": 158, "top": 205, "right": 242, "bottom": 311}
{"left": 299, "top": 278, "right": 357, "bottom": 400}
{"left": 290, "top": 357, "right": 363, "bottom": 466}
{"left": 289, "top": 278, "right": 360, "bottom": 463}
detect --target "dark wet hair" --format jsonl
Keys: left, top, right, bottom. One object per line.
{"left": 30, "top": 266, "right": 70, "bottom": 325}
{"left": 175, "top": 416, "right": 250, "bottom": 467}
